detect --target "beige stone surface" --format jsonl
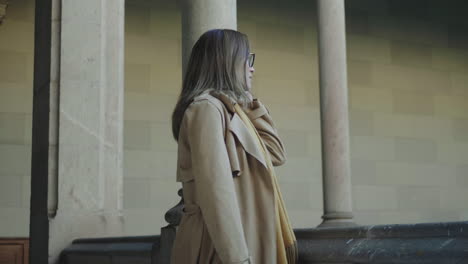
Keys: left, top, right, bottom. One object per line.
{"left": 254, "top": 78, "right": 314, "bottom": 106}
{"left": 124, "top": 150, "right": 177, "bottom": 179}
{"left": 279, "top": 130, "right": 310, "bottom": 157}
{"left": 397, "top": 187, "right": 442, "bottom": 210}
{"left": 437, "top": 141, "right": 468, "bottom": 164}
{"left": 440, "top": 187, "right": 468, "bottom": 210}
{"left": 0, "top": 113, "right": 27, "bottom": 144}
{"left": 0, "top": 84, "right": 32, "bottom": 113}
{"left": 368, "top": 16, "right": 448, "bottom": 47}
{"left": 455, "top": 165, "right": 468, "bottom": 187}
{"left": 125, "top": 64, "right": 151, "bottom": 93}
{"left": 450, "top": 73, "right": 468, "bottom": 96}
{"left": 0, "top": 21, "right": 34, "bottom": 51}
{"left": 394, "top": 137, "right": 438, "bottom": 163}
{"left": 351, "top": 159, "right": 377, "bottom": 185}
{"left": 275, "top": 157, "right": 322, "bottom": 183}
{"left": 347, "top": 35, "right": 391, "bottom": 63}
{"left": 0, "top": 51, "right": 28, "bottom": 82}
{"left": 20, "top": 176, "right": 30, "bottom": 208}
{"left": 124, "top": 178, "right": 152, "bottom": 208}
{"left": 376, "top": 211, "right": 427, "bottom": 225}
{"left": 352, "top": 185, "right": 398, "bottom": 210}
{"left": 255, "top": 22, "right": 306, "bottom": 53}
{"left": 124, "top": 120, "right": 152, "bottom": 150}
{"left": 372, "top": 64, "right": 450, "bottom": 94}
{"left": 373, "top": 113, "right": 452, "bottom": 140}
{"left": 349, "top": 110, "right": 374, "bottom": 136}
{"left": 390, "top": 42, "right": 433, "bottom": 67}
{"left": 0, "top": 209, "right": 29, "bottom": 236}
{"left": 432, "top": 47, "right": 468, "bottom": 72}
{"left": 418, "top": 210, "right": 462, "bottom": 223}
{"left": 393, "top": 92, "right": 435, "bottom": 116}
{"left": 277, "top": 181, "right": 318, "bottom": 211}
{"left": 375, "top": 161, "right": 456, "bottom": 187}
{"left": 460, "top": 211, "right": 468, "bottom": 221}
{"left": 267, "top": 104, "right": 320, "bottom": 131}
{"left": 0, "top": 176, "right": 23, "bottom": 207}
{"left": 0, "top": 144, "right": 31, "bottom": 175}
{"left": 349, "top": 85, "right": 394, "bottom": 113}
{"left": 348, "top": 60, "right": 373, "bottom": 86}
{"left": 123, "top": 208, "right": 162, "bottom": 235}
{"left": 287, "top": 210, "right": 323, "bottom": 228}
{"left": 351, "top": 136, "right": 395, "bottom": 161}
{"left": 254, "top": 49, "right": 318, "bottom": 80}
{"left": 434, "top": 95, "right": 468, "bottom": 119}
{"left": 124, "top": 92, "right": 177, "bottom": 122}
{"left": 150, "top": 122, "right": 177, "bottom": 152}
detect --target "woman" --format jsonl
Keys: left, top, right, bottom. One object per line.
{"left": 171, "top": 29, "right": 297, "bottom": 264}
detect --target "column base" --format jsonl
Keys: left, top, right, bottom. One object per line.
{"left": 318, "top": 212, "right": 357, "bottom": 228}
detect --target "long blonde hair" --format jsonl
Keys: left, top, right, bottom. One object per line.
{"left": 172, "top": 29, "right": 251, "bottom": 140}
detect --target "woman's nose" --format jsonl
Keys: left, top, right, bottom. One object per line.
{"left": 250, "top": 66, "right": 255, "bottom": 73}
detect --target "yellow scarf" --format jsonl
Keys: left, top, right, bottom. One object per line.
{"left": 234, "top": 104, "right": 298, "bottom": 264}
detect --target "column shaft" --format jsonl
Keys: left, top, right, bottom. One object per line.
{"left": 47, "top": 0, "right": 125, "bottom": 262}
{"left": 181, "top": 0, "right": 237, "bottom": 73}
{"left": 316, "top": 0, "right": 355, "bottom": 227}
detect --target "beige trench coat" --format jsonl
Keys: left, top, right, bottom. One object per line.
{"left": 171, "top": 91, "right": 286, "bottom": 264}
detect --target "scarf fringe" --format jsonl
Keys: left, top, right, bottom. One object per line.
{"left": 285, "top": 241, "right": 298, "bottom": 264}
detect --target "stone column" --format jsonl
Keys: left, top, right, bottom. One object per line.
{"left": 181, "top": 0, "right": 237, "bottom": 73}
{"left": 49, "top": 0, "right": 125, "bottom": 262}
{"left": 316, "top": 0, "right": 355, "bottom": 228}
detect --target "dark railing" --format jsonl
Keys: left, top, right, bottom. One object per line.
{"left": 60, "top": 191, "right": 468, "bottom": 264}
{"left": 59, "top": 189, "right": 184, "bottom": 264}
{"left": 296, "top": 221, "right": 468, "bottom": 263}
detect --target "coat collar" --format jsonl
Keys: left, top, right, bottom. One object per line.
{"left": 208, "top": 90, "right": 237, "bottom": 113}
{"left": 193, "top": 89, "right": 268, "bottom": 169}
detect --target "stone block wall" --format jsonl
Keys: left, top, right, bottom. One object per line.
{"left": 0, "top": 0, "right": 34, "bottom": 237}
{"left": 345, "top": 0, "right": 468, "bottom": 224}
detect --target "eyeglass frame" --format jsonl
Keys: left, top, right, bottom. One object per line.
{"left": 247, "top": 53, "right": 255, "bottom": 68}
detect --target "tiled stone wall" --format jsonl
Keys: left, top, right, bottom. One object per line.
{"left": 123, "top": 0, "right": 182, "bottom": 234}
{"left": 346, "top": 0, "right": 468, "bottom": 224}
{"left": 0, "top": 0, "right": 34, "bottom": 236}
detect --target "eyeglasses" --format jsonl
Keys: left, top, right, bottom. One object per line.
{"left": 247, "top": 53, "right": 255, "bottom": 67}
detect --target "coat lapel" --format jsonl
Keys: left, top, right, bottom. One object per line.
{"left": 229, "top": 113, "right": 267, "bottom": 168}
{"left": 206, "top": 90, "right": 268, "bottom": 169}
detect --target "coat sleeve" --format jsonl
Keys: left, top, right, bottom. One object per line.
{"left": 184, "top": 100, "right": 252, "bottom": 264}
{"left": 246, "top": 99, "right": 286, "bottom": 166}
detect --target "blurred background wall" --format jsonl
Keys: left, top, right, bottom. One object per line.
{"left": 0, "top": 0, "right": 34, "bottom": 237}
